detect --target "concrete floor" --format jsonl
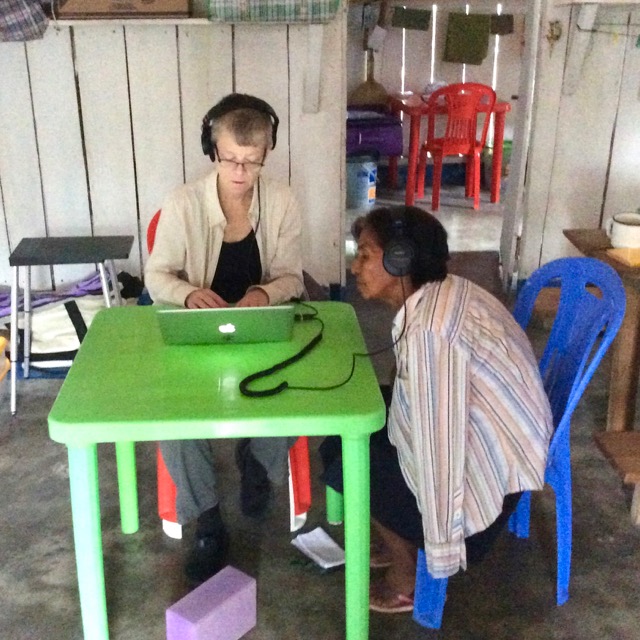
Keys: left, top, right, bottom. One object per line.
{"left": 2, "top": 188, "right": 640, "bottom": 639}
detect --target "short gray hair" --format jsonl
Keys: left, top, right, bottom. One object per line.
{"left": 211, "top": 108, "right": 273, "bottom": 150}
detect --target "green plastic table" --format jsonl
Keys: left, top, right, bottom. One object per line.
{"left": 48, "top": 301, "right": 386, "bottom": 640}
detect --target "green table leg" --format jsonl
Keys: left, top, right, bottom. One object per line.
{"left": 68, "top": 445, "right": 109, "bottom": 640}
{"left": 342, "top": 435, "right": 370, "bottom": 640}
{"left": 326, "top": 485, "right": 344, "bottom": 525}
{"left": 115, "top": 442, "right": 139, "bottom": 534}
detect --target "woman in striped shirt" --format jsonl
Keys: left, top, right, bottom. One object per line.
{"left": 321, "top": 205, "right": 552, "bottom": 613}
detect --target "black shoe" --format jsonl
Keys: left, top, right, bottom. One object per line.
{"left": 235, "top": 439, "right": 272, "bottom": 519}
{"left": 185, "top": 527, "right": 230, "bottom": 586}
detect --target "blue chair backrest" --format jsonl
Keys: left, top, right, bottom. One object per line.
{"left": 512, "top": 257, "right": 626, "bottom": 460}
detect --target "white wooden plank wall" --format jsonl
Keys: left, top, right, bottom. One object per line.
{"left": 0, "top": 42, "right": 49, "bottom": 289}
{"left": 520, "top": 4, "right": 640, "bottom": 276}
{"left": 539, "top": 5, "right": 627, "bottom": 266}
{"left": 601, "top": 8, "right": 640, "bottom": 222}
{"left": 0, "top": 13, "right": 346, "bottom": 289}
{"left": 290, "top": 17, "right": 347, "bottom": 280}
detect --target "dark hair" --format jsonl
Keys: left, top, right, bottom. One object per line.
{"left": 351, "top": 205, "right": 449, "bottom": 287}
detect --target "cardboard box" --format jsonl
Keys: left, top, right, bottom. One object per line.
{"left": 56, "top": 0, "right": 190, "bottom": 18}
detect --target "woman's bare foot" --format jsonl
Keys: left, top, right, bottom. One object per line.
{"left": 369, "top": 577, "right": 414, "bottom": 613}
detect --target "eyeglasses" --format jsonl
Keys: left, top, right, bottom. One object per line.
{"left": 215, "top": 151, "right": 264, "bottom": 174}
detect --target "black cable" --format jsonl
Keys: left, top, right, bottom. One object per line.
{"left": 288, "top": 279, "right": 409, "bottom": 392}
{"left": 239, "top": 281, "right": 411, "bottom": 397}
{"left": 239, "top": 310, "right": 324, "bottom": 397}
{"left": 255, "top": 178, "right": 261, "bottom": 237}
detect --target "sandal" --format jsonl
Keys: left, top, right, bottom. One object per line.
{"left": 369, "top": 579, "right": 414, "bottom": 614}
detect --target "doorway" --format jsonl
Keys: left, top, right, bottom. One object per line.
{"left": 344, "top": 0, "right": 542, "bottom": 288}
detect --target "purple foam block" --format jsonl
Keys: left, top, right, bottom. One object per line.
{"left": 166, "top": 566, "right": 256, "bottom": 640}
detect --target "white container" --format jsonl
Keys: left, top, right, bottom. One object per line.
{"left": 346, "top": 158, "right": 377, "bottom": 210}
{"left": 607, "top": 212, "right": 640, "bottom": 248}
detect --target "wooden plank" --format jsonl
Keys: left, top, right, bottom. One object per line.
{"left": 177, "top": 24, "right": 233, "bottom": 186}
{"left": 346, "top": 2, "right": 367, "bottom": 98}
{"left": 126, "top": 24, "right": 185, "bottom": 261}
{"left": 594, "top": 432, "right": 640, "bottom": 484}
{"left": 495, "top": 13, "right": 526, "bottom": 141}
{"left": 562, "top": 4, "right": 598, "bottom": 96}
{"left": 289, "top": 14, "right": 346, "bottom": 285}
{"left": 74, "top": 25, "right": 141, "bottom": 278}
{"left": 0, "top": 42, "right": 48, "bottom": 289}
{"left": 519, "top": 3, "right": 571, "bottom": 278}
{"left": 303, "top": 25, "right": 324, "bottom": 114}
{"left": 501, "top": 0, "right": 544, "bottom": 287}
{"left": 377, "top": 11, "right": 403, "bottom": 95}
{"left": 27, "top": 27, "right": 93, "bottom": 288}
{"left": 631, "top": 486, "right": 640, "bottom": 526}
{"left": 602, "top": 9, "right": 640, "bottom": 222}
{"left": 0, "top": 187, "right": 10, "bottom": 291}
{"left": 538, "top": 6, "right": 627, "bottom": 267}
{"left": 402, "top": 21, "right": 433, "bottom": 95}
{"left": 234, "top": 25, "right": 290, "bottom": 183}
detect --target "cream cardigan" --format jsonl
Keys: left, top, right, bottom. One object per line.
{"left": 145, "top": 169, "right": 305, "bottom": 307}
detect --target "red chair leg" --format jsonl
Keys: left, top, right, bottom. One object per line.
{"left": 157, "top": 446, "right": 182, "bottom": 538}
{"left": 157, "top": 438, "right": 313, "bottom": 535}
{"left": 431, "top": 156, "right": 443, "bottom": 211}
{"left": 289, "top": 436, "right": 312, "bottom": 531}
{"left": 465, "top": 155, "right": 474, "bottom": 199}
{"left": 473, "top": 151, "right": 481, "bottom": 210}
{"left": 416, "top": 149, "right": 428, "bottom": 200}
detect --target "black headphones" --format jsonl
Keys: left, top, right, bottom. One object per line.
{"left": 382, "top": 217, "right": 416, "bottom": 277}
{"left": 201, "top": 93, "right": 280, "bottom": 161}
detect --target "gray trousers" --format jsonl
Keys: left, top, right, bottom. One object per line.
{"left": 160, "top": 437, "right": 296, "bottom": 524}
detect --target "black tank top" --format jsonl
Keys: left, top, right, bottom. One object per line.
{"left": 211, "top": 229, "right": 262, "bottom": 304}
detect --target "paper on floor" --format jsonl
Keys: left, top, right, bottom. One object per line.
{"left": 291, "top": 527, "right": 345, "bottom": 569}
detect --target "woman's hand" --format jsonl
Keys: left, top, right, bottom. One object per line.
{"left": 236, "top": 288, "right": 269, "bottom": 307}
{"left": 185, "top": 289, "right": 229, "bottom": 309}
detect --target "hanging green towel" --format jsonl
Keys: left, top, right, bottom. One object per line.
{"left": 391, "top": 7, "right": 431, "bottom": 31}
{"left": 490, "top": 14, "right": 514, "bottom": 36}
{"left": 443, "top": 13, "right": 491, "bottom": 66}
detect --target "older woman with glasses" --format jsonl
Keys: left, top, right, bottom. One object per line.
{"left": 145, "top": 93, "right": 304, "bottom": 586}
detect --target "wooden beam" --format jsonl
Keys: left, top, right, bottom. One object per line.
{"left": 303, "top": 25, "right": 324, "bottom": 114}
{"left": 562, "top": 4, "right": 598, "bottom": 95}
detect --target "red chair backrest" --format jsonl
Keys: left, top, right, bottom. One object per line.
{"left": 147, "top": 209, "right": 161, "bottom": 254}
{"left": 423, "top": 82, "right": 496, "bottom": 156}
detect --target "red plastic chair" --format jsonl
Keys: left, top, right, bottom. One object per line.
{"left": 415, "top": 83, "right": 496, "bottom": 211}
{"left": 147, "top": 210, "right": 312, "bottom": 537}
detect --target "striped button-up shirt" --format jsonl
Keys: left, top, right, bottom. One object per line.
{"left": 388, "top": 275, "right": 553, "bottom": 579}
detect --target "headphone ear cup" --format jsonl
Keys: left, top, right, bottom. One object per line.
{"left": 383, "top": 237, "right": 415, "bottom": 277}
{"left": 201, "top": 117, "right": 214, "bottom": 159}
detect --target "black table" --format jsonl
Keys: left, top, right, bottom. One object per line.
{"left": 9, "top": 235, "right": 133, "bottom": 414}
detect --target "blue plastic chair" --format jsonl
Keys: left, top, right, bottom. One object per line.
{"left": 413, "top": 257, "right": 626, "bottom": 628}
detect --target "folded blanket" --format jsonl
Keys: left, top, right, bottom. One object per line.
{"left": 0, "top": 0, "right": 48, "bottom": 42}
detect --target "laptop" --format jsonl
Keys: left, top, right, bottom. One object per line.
{"left": 156, "top": 305, "right": 296, "bottom": 345}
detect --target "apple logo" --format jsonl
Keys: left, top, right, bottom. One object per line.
{"left": 218, "top": 323, "right": 236, "bottom": 334}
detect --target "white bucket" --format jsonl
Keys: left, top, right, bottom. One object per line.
{"left": 346, "top": 158, "right": 377, "bottom": 210}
